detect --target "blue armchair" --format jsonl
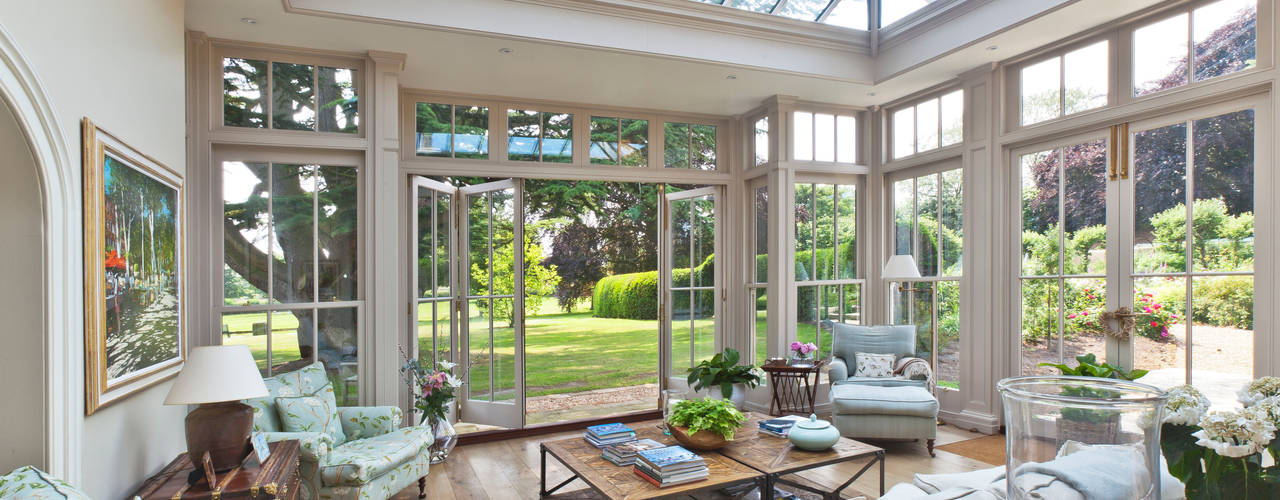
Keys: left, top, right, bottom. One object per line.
{"left": 828, "top": 324, "right": 932, "bottom": 389}
{"left": 243, "top": 362, "right": 433, "bottom": 500}
{"left": 826, "top": 324, "right": 939, "bottom": 456}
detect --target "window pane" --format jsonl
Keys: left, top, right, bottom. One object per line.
{"left": 223, "top": 58, "right": 268, "bottom": 128}
{"left": 1192, "top": 0, "right": 1256, "bottom": 82}
{"left": 794, "top": 183, "right": 814, "bottom": 280}
{"left": 893, "top": 179, "right": 914, "bottom": 256}
{"left": 1192, "top": 109, "right": 1254, "bottom": 272}
{"left": 916, "top": 99, "right": 939, "bottom": 152}
{"left": 1063, "top": 41, "right": 1109, "bottom": 115}
{"left": 1134, "top": 13, "right": 1190, "bottom": 96}
{"left": 270, "top": 310, "right": 309, "bottom": 375}
{"left": 317, "top": 166, "right": 359, "bottom": 301}
{"left": 841, "top": 283, "right": 861, "bottom": 326}
{"left": 318, "top": 307, "right": 359, "bottom": 406}
{"left": 937, "top": 280, "right": 960, "bottom": 390}
{"left": 620, "top": 119, "right": 649, "bottom": 167}
{"left": 691, "top": 124, "right": 717, "bottom": 170}
{"left": 272, "top": 164, "right": 316, "bottom": 303}
{"left": 796, "top": 285, "right": 818, "bottom": 352}
{"left": 508, "top": 109, "right": 540, "bottom": 162}
{"left": 837, "top": 184, "right": 857, "bottom": 280}
{"left": 776, "top": 0, "right": 829, "bottom": 21}
{"left": 1021, "top": 57, "right": 1061, "bottom": 125}
{"left": 1191, "top": 275, "right": 1253, "bottom": 409}
{"left": 1062, "top": 277, "right": 1107, "bottom": 369}
{"left": 836, "top": 115, "right": 856, "bottom": 163}
{"left": 415, "top": 103, "right": 452, "bottom": 158}
{"left": 892, "top": 108, "right": 914, "bottom": 159}
{"left": 724, "top": 0, "right": 779, "bottom": 13}
{"left": 1021, "top": 149, "right": 1060, "bottom": 276}
{"left": 1021, "top": 279, "right": 1060, "bottom": 374}
{"left": 1133, "top": 123, "right": 1187, "bottom": 274}
{"left": 454, "top": 106, "right": 489, "bottom": 159}
{"left": 316, "top": 67, "right": 358, "bottom": 133}
{"left": 435, "top": 192, "right": 452, "bottom": 298}
{"left": 692, "top": 196, "right": 715, "bottom": 287}
{"left": 543, "top": 113, "right": 573, "bottom": 163}
{"left": 416, "top": 187, "right": 435, "bottom": 299}
{"left": 1133, "top": 277, "right": 1186, "bottom": 388}
{"left": 754, "top": 186, "right": 769, "bottom": 283}
{"left": 272, "top": 62, "right": 315, "bottom": 131}
{"left": 1063, "top": 140, "right": 1107, "bottom": 275}
{"left": 693, "top": 289, "right": 716, "bottom": 366}
{"left": 824, "top": 0, "right": 868, "bottom": 30}
{"left": 222, "top": 312, "right": 269, "bottom": 377}
{"left": 814, "top": 184, "right": 836, "bottom": 280}
{"left": 664, "top": 123, "right": 690, "bottom": 169}
{"left": 752, "top": 288, "right": 768, "bottom": 367}
{"left": 671, "top": 198, "right": 692, "bottom": 288}
{"left": 793, "top": 111, "right": 813, "bottom": 161}
{"left": 590, "top": 116, "right": 619, "bottom": 165}
{"left": 916, "top": 175, "right": 938, "bottom": 276}
{"left": 939, "top": 90, "right": 963, "bottom": 146}
{"left": 814, "top": 113, "right": 835, "bottom": 162}
{"left": 223, "top": 161, "right": 270, "bottom": 305}
{"left": 940, "top": 169, "right": 963, "bottom": 276}
{"left": 754, "top": 117, "right": 769, "bottom": 166}
{"left": 881, "top": 0, "right": 932, "bottom": 27}
{"left": 416, "top": 301, "right": 452, "bottom": 368}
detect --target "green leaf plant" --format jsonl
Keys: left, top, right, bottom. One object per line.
{"left": 686, "top": 348, "right": 763, "bottom": 398}
{"left": 667, "top": 398, "right": 747, "bottom": 440}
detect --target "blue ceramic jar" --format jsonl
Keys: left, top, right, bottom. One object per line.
{"left": 788, "top": 414, "right": 841, "bottom": 451}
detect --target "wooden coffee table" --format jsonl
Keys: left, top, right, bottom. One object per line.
{"left": 716, "top": 413, "right": 885, "bottom": 500}
{"left": 539, "top": 423, "right": 762, "bottom": 499}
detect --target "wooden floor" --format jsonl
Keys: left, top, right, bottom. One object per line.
{"left": 391, "top": 424, "right": 994, "bottom": 499}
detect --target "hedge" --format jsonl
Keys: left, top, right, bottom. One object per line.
{"left": 593, "top": 254, "right": 713, "bottom": 320}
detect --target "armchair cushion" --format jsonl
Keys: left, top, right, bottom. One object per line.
{"left": 276, "top": 383, "right": 347, "bottom": 445}
{"left": 262, "top": 431, "right": 334, "bottom": 461}
{"left": 0, "top": 466, "right": 91, "bottom": 500}
{"left": 320, "top": 427, "right": 434, "bottom": 487}
{"left": 829, "top": 358, "right": 849, "bottom": 384}
{"left": 831, "top": 384, "right": 939, "bottom": 418}
{"left": 247, "top": 362, "right": 332, "bottom": 433}
{"left": 832, "top": 324, "right": 916, "bottom": 375}
{"left": 339, "top": 406, "right": 403, "bottom": 441}
{"left": 854, "top": 352, "right": 896, "bottom": 377}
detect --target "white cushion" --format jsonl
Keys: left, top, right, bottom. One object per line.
{"left": 854, "top": 352, "right": 895, "bottom": 377}
{"left": 914, "top": 466, "right": 1007, "bottom": 494}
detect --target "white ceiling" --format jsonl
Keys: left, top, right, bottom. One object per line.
{"left": 184, "top": 0, "right": 1165, "bottom": 115}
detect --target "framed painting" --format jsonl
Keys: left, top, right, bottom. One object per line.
{"left": 83, "top": 119, "right": 185, "bottom": 415}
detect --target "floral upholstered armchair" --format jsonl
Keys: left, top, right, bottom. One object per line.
{"left": 243, "top": 362, "right": 433, "bottom": 500}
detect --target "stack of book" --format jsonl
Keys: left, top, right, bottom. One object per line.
{"left": 633, "top": 445, "right": 708, "bottom": 488}
{"left": 584, "top": 423, "right": 637, "bottom": 448}
{"left": 758, "top": 415, "right": 808, "bottom": 437}
{"left": 602, "top": 438, "right": 665, "bottom": 466}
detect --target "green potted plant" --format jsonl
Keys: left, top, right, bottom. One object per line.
{"left": 1039, "top": 354, "right": 1148, "bottom": 443}
{"left": 666, "top": 398, "right": 748, "bottom": 450}
{"left": 686, "top": 348, "right": 764, "bottom": 409}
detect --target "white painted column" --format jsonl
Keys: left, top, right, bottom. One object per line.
{"left": 366, "top": 51, "right": 407, "bottom": 407}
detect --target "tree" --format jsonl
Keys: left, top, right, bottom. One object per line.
{"left": 471, "top": 231, "right": 560, "bottom": 326}
{"left": 543, "top": 221, "right": 606, "bottom": 312}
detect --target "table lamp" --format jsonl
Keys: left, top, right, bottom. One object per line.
{"left": 164, "top": 345, "right": 269, "bottom": 471}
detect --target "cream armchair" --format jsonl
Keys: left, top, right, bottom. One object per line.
{"left": 243, "top": 362, "right": 433, "bottom": 500}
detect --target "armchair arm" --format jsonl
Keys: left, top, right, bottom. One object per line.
{"left": 895, "top": 357, "right": 936, "bottom": 392}
{"left": 828, "top": 358, "right": 849, "bottom": 385}
{"left": 261, "top": 431, "right": 333, "bottom": 461}
{"left": 338, "top": 406, "right": 404, "bottom": 440}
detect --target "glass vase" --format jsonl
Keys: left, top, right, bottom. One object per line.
{"left": 997, "top": 376, "right": 1167, "bottom": 500}
{"left": 425, "top": 416, "right": 457, "bottom": 464}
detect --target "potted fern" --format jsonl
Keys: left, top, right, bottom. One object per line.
{"left": 666, "top": 398, "right": 748, "bottom": 451}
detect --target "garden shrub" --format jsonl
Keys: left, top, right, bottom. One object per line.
{"left": 592, "top": 255, "right": 714, "bottom": 319}
{"left": 1192, "top": 276, "right": 1253, "bottom": 329}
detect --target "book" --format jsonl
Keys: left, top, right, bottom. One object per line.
{"left": 586, "top": 423, "right": 635, "bottom": 437}
{"left": 585, "top": 433, "right": 636, "bottom": 448}
{"left": 602, "top": 439, "right": 665, "bottom": 466}
{"left": 635, "top": 445, "right": 704, "bottom": 472}
{"left": 758, "top": 427, "right": 788, "bottom": 438}
{"left": 632, "top": 464, "right": 708, "bottom": 488}
{"left": 759, "top": 415, "right": 808, "bottom": 434}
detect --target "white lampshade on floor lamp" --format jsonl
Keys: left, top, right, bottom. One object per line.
{"left": 882, "top": 254, "right": 926, "bottom": 292}
{"left": 165, "top": 345, "right": 269, "bottom": 471}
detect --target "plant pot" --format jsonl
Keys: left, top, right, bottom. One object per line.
{"left": 669, "top": 425, "right": 731, "bottom": 451}
{"left": 701, "top": 383, "right": 747, "bottom": 410}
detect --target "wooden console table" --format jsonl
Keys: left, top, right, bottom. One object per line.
{"left": 131, "top": 440, "right": 301, "bottom": 500}
{"left": 760, "top": 359, "right": 825, "bottom": 416}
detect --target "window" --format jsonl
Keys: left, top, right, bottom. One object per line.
{"left": 664, "top": 122, "right": 717, "bottom": 170}
{"left": 222, "top": 58, "right": 359, "bottom": 133}
{"left": 794, "top": 182, "right": 859, "bottom": 360}
{"left": 1019, "top": 41, "right": 1109, "bottom": 126}
{"left": 1133, "top": 0, "right": 1256, "bottom": 97}
{"left": 750, "top": 184, "right": 769, "bottom": 366}
{"left": 221, "top": 161, "right": 362, "bottom": 405}
{"left": 509, "top": 110, "right": 573, "bottom": 163}
{"left": 753, "top": 116, "right": 769, "bottom": 167}
{"left": 590, "top": 116, "right": 648, "bottom": 166}
{"left": 892, "top": 90, "right": 963, "bottom": 159}
{"left": 792, "top": 111, "right": 857, "bottom": 163}
{"left": 415, "top": 103, "right": 489, "bottom": 159}
{"left": 890, "top": 168, "right": 963, "bottom": 388}
{"left": 685, "top": 0, "right": 938, "bottom": 30}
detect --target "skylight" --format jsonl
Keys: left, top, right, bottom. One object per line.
{"left": 689, "top": 0, "right": 938, "bottom": 30}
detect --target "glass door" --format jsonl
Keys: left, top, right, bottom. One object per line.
{"left": 458, "top": 179, "right": 524, "bottom": 428}
{"left": 412, "top": 177, "right": 457, "bottom": 387}
{"left": 660, "top": 186, "right": 721, "bottom": 390}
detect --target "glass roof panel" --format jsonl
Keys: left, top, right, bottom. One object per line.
{"left": 776, "top": 0, "right": 835, "bottom": 21}
{"left": 724, "top": 0, "right": 781, "bottom": 13}
{"left": 880, "top": 0, "right": 934, "bottom": 27}
{"left": 824, "top": 0, "right": 868, "bottom": 30}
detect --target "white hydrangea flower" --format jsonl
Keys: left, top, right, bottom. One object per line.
{"left": 1162, "top": 384, "right": 1212, "bottom": 426}
{"left": 1239, "top": 377, "right": 1280, "bottom": 406}
{"left": 1192, "top": 408, "right": 1276, "bottom": 458}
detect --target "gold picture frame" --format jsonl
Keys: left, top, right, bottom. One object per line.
{"left": 82, "top": 118, "right": 186, "bottom": 415}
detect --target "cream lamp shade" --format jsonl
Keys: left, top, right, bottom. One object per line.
{"left": 882, "top": 254, "right": 922, "bottom": 280}
{"left": 164, "top": 345, "right": 268, "bottom": 405}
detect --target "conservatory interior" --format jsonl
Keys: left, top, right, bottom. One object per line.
{"left": 0, "top": 0, "right": 1274, "bottom": 498}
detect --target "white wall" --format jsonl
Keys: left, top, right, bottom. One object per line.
{"left": 0, "top": 92, "right": 44, "bottom": 472}
{"left": 0, "top": 1, "right": 187, "bottom": 498}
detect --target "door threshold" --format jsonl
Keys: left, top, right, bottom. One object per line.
{"left": 456, "top": 409, "right": 662, "bottom": 446}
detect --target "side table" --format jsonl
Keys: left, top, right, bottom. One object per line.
{"left": 132, "top": 440, "right": 301, "bottom": 500}
{"left": 760, "top": 359, "right": 825, "bottom": 416}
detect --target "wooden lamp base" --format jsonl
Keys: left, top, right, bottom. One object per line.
{"left": 184, "top": 401, "right": 253, "bottom": 471}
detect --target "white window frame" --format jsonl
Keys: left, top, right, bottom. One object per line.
{"left": 887, "top": 88, "right": 965, "bottom": 162}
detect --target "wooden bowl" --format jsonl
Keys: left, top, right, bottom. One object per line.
{"left": 669, "top": 425, "right": 731, "bottom": 450}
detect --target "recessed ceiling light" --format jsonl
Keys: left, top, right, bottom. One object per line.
{"left": 725, "top": 75, "right": 737, "bottom": 80}
{"left": 240, "top": 17, "right": 257, "bottom": 25}
{"left": 498, "top": 48, "right": 514, "bottom": 54}
{"left": 867, "top": 92, "right": 877, "bottom": 96}
{"left": 985, "top": 45, "right": 998, "bottom": 51}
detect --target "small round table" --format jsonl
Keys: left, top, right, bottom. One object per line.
{"left": 760, "top": 358, "right": 825, "bottom": 416}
